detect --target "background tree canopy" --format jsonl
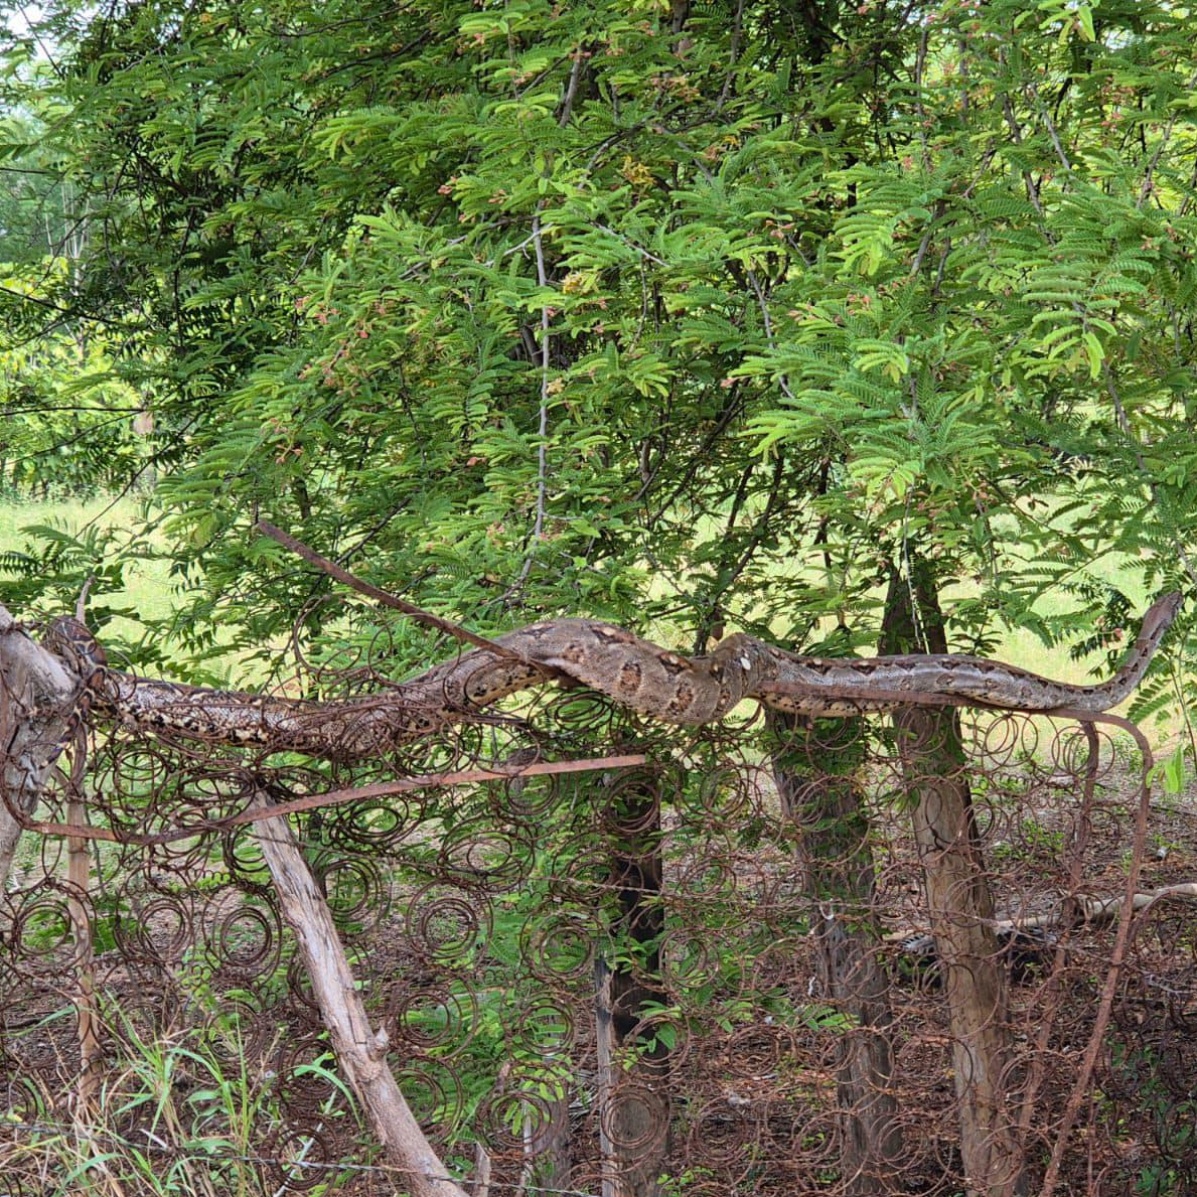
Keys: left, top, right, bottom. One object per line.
{"left": 1, "top": 0, "right": 1194, "bottom": 708}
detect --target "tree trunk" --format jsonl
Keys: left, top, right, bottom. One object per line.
{"left": 769, "top": 711, "right": 903, "bottom": 1193}
{"left": 595, "top": 766, "right": 669, "bottom": 1197}
{"left": 0, "top": 608, "right": 82, "bottom": 896}
{"left": 880, "top": 565, "right": 1028, "bottom": 1197}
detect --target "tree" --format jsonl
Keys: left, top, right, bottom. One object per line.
{"left": 3, "top": 0, "right": 1195, "bottom": 1191}
{"left": 6, "top": 0, "right": 1191, "bottom": 650}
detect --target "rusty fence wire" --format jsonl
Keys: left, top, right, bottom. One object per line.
{"left": 1, "top": 673, "right": 1194, "bottom": 1196}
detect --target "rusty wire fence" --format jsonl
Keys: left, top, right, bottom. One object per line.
{"left": 1, "top": 673, "right": 1195, "bottom": 1196}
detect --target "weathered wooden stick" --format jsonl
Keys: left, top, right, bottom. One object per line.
{"left": 67, "top": 793, "right": 103, "bottom": 1114}
{"left": 248, "top": 792, "right": 470, "bottom": 1197}
{"left": 887, "top": 881, "right": 1197, "bottom": 943}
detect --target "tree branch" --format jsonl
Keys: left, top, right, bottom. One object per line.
{"left": 1, "top": 592, "right": 1177, "bottom": 766}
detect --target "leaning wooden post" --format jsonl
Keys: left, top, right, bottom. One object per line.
{"left": 67, "top": 792, "right": 103, "bottom": 1113}
{"left": 248, "top": 792, "right": 469, "bottom": 1197}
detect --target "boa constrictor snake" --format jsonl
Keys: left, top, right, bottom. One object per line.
{"left": 44, "top": 593, "right": 1182, "bottom": 763}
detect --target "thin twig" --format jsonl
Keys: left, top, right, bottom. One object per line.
{"left": 592, "top": 224, "right": 669, "bottom": 266}
{"left": 532, "top": 214, "right": 551, "bottom": 543}
{"left": 745, "top": 268, "right": 796, "bottom": 402}
{"left": 1135, "top": 77, "right": 1197, "bottom": 209}
{"left": 74, "top": 576, "right": 96, "bottom": 623}
{"left": 999, "top": 84, "right": 1046, "bottom": 218}
{"left": 715, "top": 0, "right": 746, "bottom": 110}
{"left": 511, "top": 213, "right": 553, "bottom": 591}
{"left": 255, "top": 521, "right": 527, "bottom": 661}
{"left": 556, "top": 47, "right": 585, "bottom": 127}
{"left": 1030, "top": 82, "right": 1074, "bottom": 173}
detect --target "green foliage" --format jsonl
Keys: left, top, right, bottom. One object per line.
{"left": 4, "top": 10, "right": 1197, "bottom": 1188}
{"left": 1, "top": 0, "right": 1193, "bottom": 676}
{"left": 1108, "top": 1037, "right": 1197, "bottom": 1196}
{"left": 0, "top": 270, "right": 148, "bottom": 500}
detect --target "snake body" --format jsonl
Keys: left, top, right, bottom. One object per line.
{"left": 46, "top": 593, "right": 1182, "bottom": 762}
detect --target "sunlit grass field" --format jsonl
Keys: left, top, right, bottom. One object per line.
{"left": 0, "top": 494, "right": 1162, "bottom": 678}
{"left": 0, "top": 492, "right": 177, "bottom": 621}
{"left": 0, "top": 493, "right": 260, "bottom": 686}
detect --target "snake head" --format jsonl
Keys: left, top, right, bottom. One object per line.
{"left": 43, "top": 615, "right": 108, "bottom": 683}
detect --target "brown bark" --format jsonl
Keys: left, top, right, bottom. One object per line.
{"left": 0, "top": 607, "right": 82, "bottom": 894}
{"left": 249, "top": 793, "right": 470, "bottom": 1197}
{"left": 595, "top": 768, "right": 669, "bottom": 1197}
{"left": 881, "top": 567, "right": 1027, "bottom": 1197}
{"left": 770, "top": 712, "right": 903, "bottom": 1193}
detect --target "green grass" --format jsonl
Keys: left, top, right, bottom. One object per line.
{"left": 0, "top": 493, "right": 179, "bottom": 625}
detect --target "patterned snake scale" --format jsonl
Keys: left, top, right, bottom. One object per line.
{"left": 45, "top": 592, "right": 1182, "bottom": 763}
